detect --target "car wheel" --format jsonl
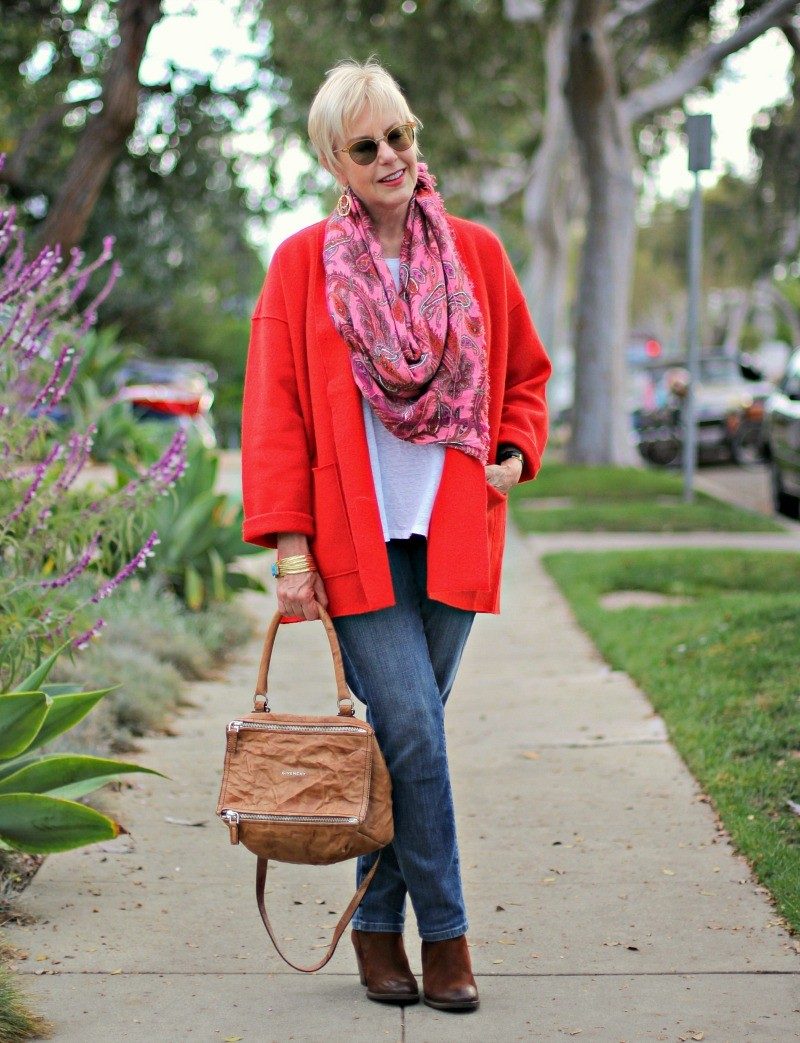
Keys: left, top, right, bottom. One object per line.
{"left": 638, "top": 438, "right": 681, "bottom": 468}
{"left": 770, "top": 461, "right": 800, "bottom": 519}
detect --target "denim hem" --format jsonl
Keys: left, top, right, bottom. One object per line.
{"left": 351, "top": 920, "right": 405, "bottom": 932}
{"left": 419, "top": 922, "right": 469, "bottom": 942}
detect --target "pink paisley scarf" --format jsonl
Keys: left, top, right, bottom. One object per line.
{"left": 323, "top": 163, "right": 489, "bottom": 463}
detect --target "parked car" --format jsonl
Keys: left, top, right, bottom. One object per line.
{"left": 112, "top": 358, "right": 218, "bottom": 449}
{"left": 763, "top": 348, "right": 800, "bottom": 519}
{"left": 634, "top": 354, "right": 772, "bottom": 467}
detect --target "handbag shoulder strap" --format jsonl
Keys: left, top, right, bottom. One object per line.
{"left": 255, "top": 854, "right": 381, "bottom": 973}
{"left": 253, "top": 603, "right": 354, "bottom": 716}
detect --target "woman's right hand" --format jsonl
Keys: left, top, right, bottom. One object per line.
{"left": 275, "top": 532, "right": 328, "bottom": 620}
{"left": 276, "top": 570, "right": 328, "bottom": 620}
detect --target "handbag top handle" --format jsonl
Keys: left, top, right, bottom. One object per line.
{"left": 253, "top": 602, "right": 355, "bottom": 717}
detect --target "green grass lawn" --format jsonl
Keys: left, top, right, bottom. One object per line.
{"left": 512, "top": 463, "right": 784, "bottom": 532}
{"left": 542, "top": 548, "right": 800, "bottom": 933}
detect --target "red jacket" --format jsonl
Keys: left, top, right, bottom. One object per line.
{"left": 241, "top": 216, "right": 550, "bottom": 616}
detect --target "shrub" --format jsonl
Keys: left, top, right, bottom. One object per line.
{"left": 0, "top": 179, "right": 187, "bottom": 689}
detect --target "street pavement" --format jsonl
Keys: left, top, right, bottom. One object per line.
{"left": 7, "top": 518, "right": 800, "bottom": 1042}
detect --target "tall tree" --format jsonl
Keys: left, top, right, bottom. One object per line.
{"left": 564, "top": 0, "right": 799, "bottom": 462}
{"left": 2, "top": 0, "right": 164, "bottom": 252}
{"left": 40, "top": 0, "right": 162, "bottom": 251}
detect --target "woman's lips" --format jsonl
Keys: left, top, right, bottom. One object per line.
{"left": 378, "top": 169, "right": 405, "bottom": 185}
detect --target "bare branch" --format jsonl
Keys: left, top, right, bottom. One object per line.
{"left": 623, "top": 0, "right": 800, "bottom": 124}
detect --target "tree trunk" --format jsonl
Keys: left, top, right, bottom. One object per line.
{"left": 38, "top": 0, "right": 162, "bottom": 253}
{"left": 565, "top": 0, "right": 637, "bottom": 464}
{"left": 520, "top": 1, "right": 577, "bottom": 355}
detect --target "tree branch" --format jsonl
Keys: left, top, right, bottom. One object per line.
{"left": 623, "top": 0, "right": 800, "bottom": 124}
{"left": 38, "top": 0, "right": 163, "bottom": 251}
{"left": 0, "top": 99, "right": 89, "bottom": 196}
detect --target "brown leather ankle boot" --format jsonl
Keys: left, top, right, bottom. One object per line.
{"left": 421, "top": 934, "right": 479, "bottom": 1011}
{"left": 351, "top": 929, "right": 419, "bottom": 1005}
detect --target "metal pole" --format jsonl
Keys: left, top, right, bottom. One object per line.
{"left": 682, "top": 169, "right": 703, "bottom": 503}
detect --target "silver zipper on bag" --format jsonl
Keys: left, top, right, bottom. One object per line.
{"left": 228, "top": 720, "right": 363, "bottom": 734}
{"left": 221, "top": 808, "right": 359, "bottom": 844}
{"left": 226, "top": 719, "right": 364, "bottom": 752}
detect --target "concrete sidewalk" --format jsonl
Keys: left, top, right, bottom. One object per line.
{"left": 8, "top": 525, "right": 800, "bottom": 1041}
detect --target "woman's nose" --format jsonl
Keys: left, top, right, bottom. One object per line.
{"left": 376, "top": 138, "right": 397, "bottom": 163}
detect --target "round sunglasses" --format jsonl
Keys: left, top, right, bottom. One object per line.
{"left": 334, "top": 122, "right": 416, "bottom": 167}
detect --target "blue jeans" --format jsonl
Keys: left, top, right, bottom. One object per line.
{"left": 331, "top": 535, "right": 475, "bottom": 942}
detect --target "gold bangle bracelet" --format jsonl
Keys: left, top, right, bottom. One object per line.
{"left": 272, "top": 554, "right": 317, "bottom": 578}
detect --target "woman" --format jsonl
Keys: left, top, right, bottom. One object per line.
{"left": 241, "top": 58, "right": 550, "bottom": 1013}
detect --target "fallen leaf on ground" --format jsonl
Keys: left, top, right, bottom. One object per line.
{"left": 521, "top": 751, "right": 540, "bottom": 759}
{"left": 662, "top": 868, "right": 675, "bottom": 875}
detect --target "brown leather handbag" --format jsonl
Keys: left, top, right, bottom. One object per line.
{"left": 216, "top": 604, "right": 394, "bottom": 972}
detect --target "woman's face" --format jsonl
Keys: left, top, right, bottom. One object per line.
{"left": 334, "top": 108, "right": 418, "bottom": 229}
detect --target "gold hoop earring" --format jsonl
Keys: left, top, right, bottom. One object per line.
{"left": 336, "top": 189, "right": 351, "bottom": 218}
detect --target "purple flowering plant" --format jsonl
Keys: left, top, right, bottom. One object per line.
{"left": 0, "top": 180, "right": 187, "bottom": 691}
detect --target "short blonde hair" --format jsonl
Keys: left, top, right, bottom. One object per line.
{"left": 308, "top": 58, "right": 421, "bottom": 181}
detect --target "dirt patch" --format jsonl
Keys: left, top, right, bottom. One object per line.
{"left": 0, "top": 851, "right": 45, "bottom": 922}
{"left": 600, "top": 590, "right": 693, "bottom": 610}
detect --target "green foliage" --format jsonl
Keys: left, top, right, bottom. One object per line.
{"left": 0, "top": 0, "right": 264, "bottom": 430}
{"left": 0, "top": 793, "right": 122, "bottom": 855}
{"left": 751, "top": 58, "right": 800, "bottom": 271}
{"left": 0, "top": 243, "right": 185, "bottom": 691}
{"left": 62, "top": 326, "right": 171, "bottom": 464}
{"left": 0, "top": 654, "right": 164, "bottom": 854}
{"left": 543, "top": 548, "right": 800, "bottom": 930}
{"left": 49, "top": 575, "right": 255, "bottom": 741}
{"left": 116, "top": 440, "right": 266, "bottom": 610}
{"left": 63, "top": 648, "right": 184, "bottom": 738}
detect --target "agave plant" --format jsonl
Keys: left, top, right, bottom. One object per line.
{"left": 115, "top": 439, "right": 265, "bottom": 610}
{"left": 0, "top": 647, "right": 163, "bottom": 854}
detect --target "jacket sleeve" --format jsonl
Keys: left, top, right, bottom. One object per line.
{"left": 497, "top": 253, "right": 552, "bottom": 483}
{"left": 240, "top": 257, "right": 314, "bottom": 549}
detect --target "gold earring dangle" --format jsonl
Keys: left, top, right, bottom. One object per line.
{"left": 336, "top": 188, "right": 351, "bottom": 218}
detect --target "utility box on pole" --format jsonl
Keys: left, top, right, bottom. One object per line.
{"left": 683, "top": 113, "right": 713, "bottom": 503}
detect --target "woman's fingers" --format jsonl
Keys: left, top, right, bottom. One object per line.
{"left": 276, "top": 571, "right": 328, "bottom": 620}
{"left": 485, "top": 459, "right": 523, "bottom": 494}
{"left": 313, "top": 573, "right": 329, "bottom": 610}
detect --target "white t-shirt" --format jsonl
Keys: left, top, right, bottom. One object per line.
{"left": 361, "top": 256, "right": 445, "bottom": 541}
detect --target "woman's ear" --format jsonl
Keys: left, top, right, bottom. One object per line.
{"left": 321, "top": 153, "right": 345, "bottom": 186}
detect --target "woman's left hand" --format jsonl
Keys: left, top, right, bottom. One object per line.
{"left": 485, "top": 456, "right": 523, "bottom": 495}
